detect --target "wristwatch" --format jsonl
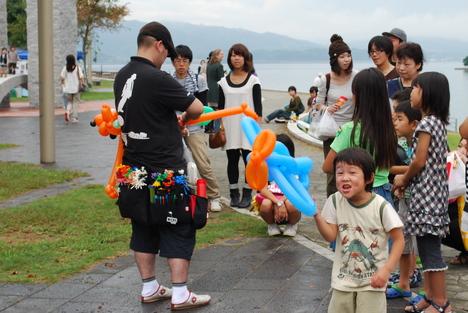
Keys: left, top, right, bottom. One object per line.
{"left": 276, "top": 201, "right": 284, "bottom": 207}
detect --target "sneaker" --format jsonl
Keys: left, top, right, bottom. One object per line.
{"left": 262, "top": 117, "right": 270, "bottom": 123}
{"left": 64, "top": 111, "right": 69, "bottom": 122}
{"left": 210, "top": 198, "right": 222, "bottom": 212}
{"left": 141, "top": 285, "right": 172, "bottom": 303}
{"left": 283, "top": 224, "right": 298, "bottom": 237}
{"left": 72, "top": 118, "right": 79, "bottom": 123}
{"left": 171, "top": 291, "right": 211, "bottom": 310}
{"left": 267, "top": 223, "right": 281, "bottom": 236}
{"left": 274, "top": 117, "right": 286, "bottom": 123}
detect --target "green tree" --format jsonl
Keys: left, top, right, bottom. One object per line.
{"left": 464, "top": 56, "right": 468, "bottom": 67}
{"left": 77, "top": 0, "right": 129, "bottom": 84}
{"left": 7, "top": 0, "right": 27, "bottom": 49}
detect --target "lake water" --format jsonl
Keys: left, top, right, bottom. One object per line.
{"left": 95, "top": 61, "right": 468, "bottom": 131}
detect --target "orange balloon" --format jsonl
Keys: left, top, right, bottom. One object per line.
{"left": 98, "top": 122, "right": 110, "bottom": 136}
{"left": 101, "top": 104, "right": 113, "bottom": 122}
{"left": 105, "top": 139, "right": 124, "bottom": 199}
{"left": 245, "top": 129, "right": 276, "bottom": 191}
{"left": 185, "top": 103, "right": 258, "bottom": 125}
{"left": 94, "top": 114, "right": 103, "bottom": 126}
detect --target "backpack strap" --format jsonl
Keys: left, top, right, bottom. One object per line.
{"left": 332, "top": 193, "right": 336, "bottom": 209}
{"left": 379, "top": 199, "right": 387, "bottom": 225}
{"left": 325, "top": 73, "right": 331, "bottom": 104}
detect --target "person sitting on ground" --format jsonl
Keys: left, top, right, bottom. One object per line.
{"left": 263, "top": 86, "right": 303, "bottom": 123}
{"left": 256, "top": 134, "right": 301, "bottom": 237}
{"left": 306, "top": 86, "right": 318, "bottom": 123}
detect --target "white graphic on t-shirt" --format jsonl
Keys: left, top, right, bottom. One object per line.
{"left": 117, "top": 73, "right": 137, "bottom": 127}
{"left": 128, "top": 131, "right": 149, "bottom": 140}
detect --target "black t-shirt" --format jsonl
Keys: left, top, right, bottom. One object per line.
{"left": 114, "top": 56, "right": 196, "bottom": 172}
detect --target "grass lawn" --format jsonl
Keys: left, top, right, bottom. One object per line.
{"left": 0, "top": 183, "right": 266, "bottom": 283}
{"left": 0, "top": 151, "right": 267, "bottom": 283}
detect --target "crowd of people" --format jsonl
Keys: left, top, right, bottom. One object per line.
{"left": 108, "top": 21, "right": 463, "bottom": 312}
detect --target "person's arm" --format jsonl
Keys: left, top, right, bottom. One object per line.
{"left": 253, "top": 83, "right": 262, "bottom": 124}
{"left": 313, "top": 209, "right": 338, "bottom": 242}
{"left": 370, "top": 226, "right": 404, "bottom": 288}
{"left": 389, "top": 165, "right": 408, "bottom": 175}
{"left": 394, "top": 131, "right": 430, "bottom": 190}
{"left": 322, "top": 149, "right": 337, "bottom": 174}
{"left": 217, "top": 85, "right": 225, "bottom": 110}
{"left": 180, "top": 98, "right": 204, "bottom": 124}
{"left": 460, "top": 116, "right": 468, "bottom": 139}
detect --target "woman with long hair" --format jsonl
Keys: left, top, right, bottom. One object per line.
{"left": 315, "top": 34, "right": 358, "bottom": 197}
{"left": 322, "top": 68, "right": 397, "bottom": 203}
{"left": 206, "top": 49, "right": 224, "bottom": 132}
{"left": 218, "top": 44, "right": 262, "bottom": 208}
{"left": 60, "top": 54, "right": 84, "bottom": 123}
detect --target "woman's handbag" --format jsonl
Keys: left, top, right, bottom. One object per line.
{"left": 209, "top": 125, "right": 226, "bottom": 149}
{"left": 76, "top": 66, "right": 86, "bottom": 92}
{"left": 447, "top": 152, "right": 466, "bottom": 199}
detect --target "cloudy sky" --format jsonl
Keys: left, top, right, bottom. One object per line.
{"left": 120, "top": 0, "right": 468, "bottom": 44}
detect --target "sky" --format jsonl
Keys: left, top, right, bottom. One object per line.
{"left": 119, "top": 0, "right": 468, "bottom": 44}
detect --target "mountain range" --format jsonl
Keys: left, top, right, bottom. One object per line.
{"left": 92, "top": 20, "right": 468, "bottom": 65}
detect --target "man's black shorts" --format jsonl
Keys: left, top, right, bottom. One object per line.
{"left": 130, "top": 219, "right": 196, "bottom": 260}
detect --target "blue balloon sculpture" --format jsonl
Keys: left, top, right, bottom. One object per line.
{"left": 241, "top": 117, "right": 317, "bottom": 216}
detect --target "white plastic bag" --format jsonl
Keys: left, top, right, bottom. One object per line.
{"left": 312, "top": 110, "right": 339, "bottom": 141}
{"left": 308, "top": 109, "right": 324, "bottom": 138}
{"left": 447, "top": 152, "right": 466, "bottom": 199}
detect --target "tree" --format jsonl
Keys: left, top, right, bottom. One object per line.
{"left": 464, "top": 56, "right": 468, "bottom": 67}
{"left": 7, "top": 0, "right": 27, "bottom": 49}
{"left": 76, "top": 0, "right": 129, "bottom": 84}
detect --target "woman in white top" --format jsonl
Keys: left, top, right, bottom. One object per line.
{"left": 315, "top": 34, "right": 358, "bottom": 197}
{"left": 61, "top": 54, "right": 84, "bottom": 123}
{"left": 218, "top": 43, "right": 262, "bottom": 209}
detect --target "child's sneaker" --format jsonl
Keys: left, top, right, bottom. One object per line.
{"left": 267, "top": 224, "right": 281, "bottom": 236}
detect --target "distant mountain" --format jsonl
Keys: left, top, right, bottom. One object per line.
{"left": 92, "top": 20, "right": 468, "bottom": 65}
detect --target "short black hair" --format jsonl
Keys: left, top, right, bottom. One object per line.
{"left": 394, "top": 100, "right": 422, "bottom": 123}
{"left": 276, "top": 133, "right": 295, "bottom": 157}
{"left": 391, "top": 88, "right": 411, "bottom": 102}
{"left": 334, "top": 147, "right": 375, "bottom": 192}
{"left": 288, "top": 86, "right": 297, "bottom": 92}
{"left": 309, "top": 86, "right": 318, "bottom": 93}
{"left": 396, "top": 42, "right": 424, "bottom": 72}
{"left": 171, "top": 44, "right": 193, "bottom": 62}
{"left": 368, "top": 35, "right": 393, "bottom": 62}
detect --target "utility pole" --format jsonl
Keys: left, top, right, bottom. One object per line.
{"left": 38, "top": 0, "right": 55, "bottom": 163}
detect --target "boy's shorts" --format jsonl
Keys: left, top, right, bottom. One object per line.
{"left": 398, "top": 198, "right": 417, "bottom": 255}
{"left": 328, "top": 289, "right": 386, "bottom": 313}
{"left": 130, "top": 219, "right": 196, "bottom": 260}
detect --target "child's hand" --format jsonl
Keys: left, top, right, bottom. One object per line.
{"left": 370, "top": 268, "right": 390, "bottom": 288}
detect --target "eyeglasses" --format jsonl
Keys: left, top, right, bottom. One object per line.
{"left": 369, "top": 49, "right": 385, "bottom": 55}
{"left": 174, "top": 59, "right": 190, "bottom": 64}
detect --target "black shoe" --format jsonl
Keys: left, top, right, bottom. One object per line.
{"left": 229, "top": 189, "right": 240, "bottom": 207}
{"left": 238, "top": 188, "right": 252, "bottom": 208}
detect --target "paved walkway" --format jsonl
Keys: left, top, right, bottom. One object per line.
{"left": 0, "top": 91, "right": 467, "bottom": 312}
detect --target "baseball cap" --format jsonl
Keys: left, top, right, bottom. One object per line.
{"left": 139, "top": 21, "right": 177, "bottom": 58}
{"left": 382, "top": 28, "right": 407, "bottom": 42}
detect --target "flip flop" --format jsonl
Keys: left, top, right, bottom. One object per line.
{"left": 386, "top": 284, "right": 412, "bottom": 299}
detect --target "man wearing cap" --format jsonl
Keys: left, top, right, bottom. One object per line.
{"left": 382, "top": 28, "right": 407, "bottom": 65}
{"left": 113, "top": 21, "right": 210, "bottom": 310}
